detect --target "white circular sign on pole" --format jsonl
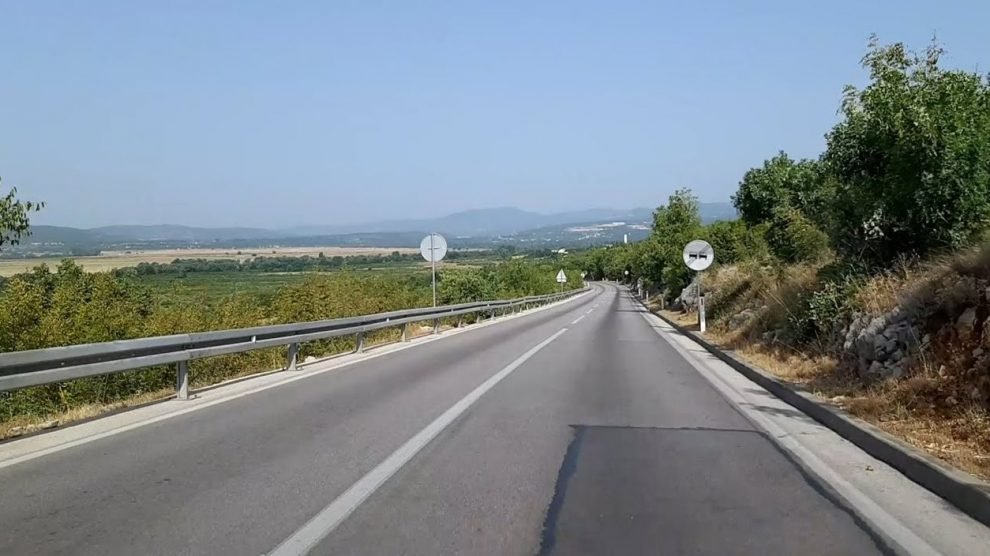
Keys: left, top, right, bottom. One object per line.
{"left": 682, "top": 239, "right": 714, "bottom": 271}
{"left": 420, "top": 233, "right": 448, "bottom": 262}
{"left": 421, "top": 233, "right": 447, "bottom": 307}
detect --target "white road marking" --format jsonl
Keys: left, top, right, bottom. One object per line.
{"left": 0, "top": 293, "right": 593, "bottom": 470}
{"left": 635, "top": 307, "right": 941, "bottom": 556}
{"left": 571, "top": 315, "right": 586, "bottom": 324}
{"left": 269, "top": 328, "right": 570, "bottom": 556}
{"left": 585, "top": 308, "right": 594, "bottom": 315}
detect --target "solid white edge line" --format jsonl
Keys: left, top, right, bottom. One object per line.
{"left": 634, "top": 303, "right": 940, "bottom": 556}
{"left": 0, "top": 291, "right": 595, "bottom": 471}
{"left": 571, "top": 315, "right": 586, "bottom": 324}
{"left": 268, "top": 327, "right": 570, "bottom": 556}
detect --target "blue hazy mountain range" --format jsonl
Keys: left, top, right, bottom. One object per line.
{"left": 24, "top": 203, "right": 736, "bottom": 247}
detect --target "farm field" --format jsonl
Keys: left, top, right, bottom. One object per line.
{"left": 0, "top": 246, "right": 419, "bottom": 276}
{"left": 137, "top": 268, "right": 432, "bottom": 306}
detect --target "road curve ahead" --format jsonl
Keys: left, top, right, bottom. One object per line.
{"left": 0, "top": 283, "right": 918, "bottom": 555}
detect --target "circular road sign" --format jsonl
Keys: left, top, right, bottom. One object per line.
{"left": 682, "top": 239, "right": 714, "bottom": 271}
{"left": 420, "top": 233, "right": 448, "bottom": 263}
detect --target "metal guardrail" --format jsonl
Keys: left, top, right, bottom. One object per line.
{"left": 0, "top": 288, "right": 588, "bottom": 399}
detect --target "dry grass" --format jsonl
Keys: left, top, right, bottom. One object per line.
{"left": 0, "top": 388, "right": 174, "bottom": 440}
{"left": 0, "top": 319, "right": 482, "bottom": 441}
{"left": 661, "top": 280, "right": 990, "bottom": 480}
{"left": 0, "top": 246, "right": 420, "bottom": 276}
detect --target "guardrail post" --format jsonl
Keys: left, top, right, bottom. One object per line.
{"left": 287, "top": 342, "right": 299, "bottom": 371}
{"left": 457, "top": 315, "right": 463, "bottom": 328}
{"left": 401, "top": 322, "right": 410, "bottom": 342}
{"left": 355, "top": 332, "right": 365, "bottom": 353}
{"left": 176, "top": 361, "right": 189, "bottom": 400}
{"left": 433, "top": 318, "right": 440, "bottom": 335}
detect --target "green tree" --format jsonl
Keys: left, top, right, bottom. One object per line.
{"left": 702, "top": 219, "right": 770, "bottom": 264}
{"left": 732, "top": 152, "right": 831, "bottom": 228}
{"left": 765, "top": 206, "right": 831, "bottom": 263}
{"left": 0, "top": 177, "right": 43, "bottom": 249}
{"left": 438, "top": 268, "right": 497, "bottom": 304}
{"left": 651, "top": 188, "right": 703, "bottom": 292}
{"left": 825, "top": 37, "right": 990, "bottom": 261}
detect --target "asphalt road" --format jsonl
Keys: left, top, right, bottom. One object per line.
{"left": 0, "top": 283, "right": 890, "bottom": 555}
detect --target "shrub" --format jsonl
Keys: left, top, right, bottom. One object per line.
{"left": 825, "top": 38, "right": 990, "bottom": 262}
{"left": 704, "top": 219, "right": 770, "bottom": 265}
{"left": 765, "top": 206, "right": 831, "bottom": 263}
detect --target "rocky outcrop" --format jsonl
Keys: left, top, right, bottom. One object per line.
{"left": 673, "top": 279, "right": 700, "bottom": 312}
{"left": 842, "top": 309, "right": 922, "bottom": 380}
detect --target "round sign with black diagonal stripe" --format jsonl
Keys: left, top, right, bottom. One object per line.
{"left": 682, "top": 239, "right": 714, "bottom": 271}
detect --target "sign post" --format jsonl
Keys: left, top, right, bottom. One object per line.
{"left": 420, "top": 233, "right": 448, "bottom": 307}
{"left": 682, "top": 239, "right": 715, "bottom": 332}
{"left": 556, "top": 269, "right": 567, "bottom": 293}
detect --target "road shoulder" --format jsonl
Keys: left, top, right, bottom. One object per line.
{"left": 634, "top": 296, "right": 990, "bottom": 556}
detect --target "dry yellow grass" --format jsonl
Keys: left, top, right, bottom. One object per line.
{"left": 0, "top": 320, "right": 478, "bottom": 441}
{"left": 661, "top": 307, "right": 990, "bottom": 480}
{"left": 0, "top": 246, "right": 419, "bottom": 276}
{"left": 0, "top": 388, "right": 175, "bottom": 440}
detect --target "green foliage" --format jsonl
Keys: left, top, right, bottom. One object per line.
{"left": 825, "top": 37, "right": 990, "bottom": 261}
{"left": 732, "top": 153, "right": 831, "bottom": 228}
{"left": 0, "top": 258, "right": 571, "bottom": 424}
{"left": 127, "top": 252, "right": 421, "bottom": 276}
{"left": 784, "top": 279, "right": 859, "bottom": 346}
{"left": 703, "top": 219, "right": 770, "bottom": 265}
{"left": 650, "top": 188, "right": 703, "bottom": 293}
{"left": 571, "top": 188, "right": 705, "bottom": 297}
{"left": 439, "top": 268, "right": 499, "bottom": 304}
{"left": 765, "top": 206, "right": 831, "bottom": 263}
{"left": 0, "top": 178, "right": 43, "bottom": 250}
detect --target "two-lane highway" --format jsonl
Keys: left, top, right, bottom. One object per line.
{"left": 0, "top": 283, "right": 949, "bottom": 554}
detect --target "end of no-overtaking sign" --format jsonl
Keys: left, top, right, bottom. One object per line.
{"left": 682, "top": 239, "right": 714, "bottom": 332}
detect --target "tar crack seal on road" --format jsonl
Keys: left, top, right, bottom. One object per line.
{"left": 537, "top": 425, "right": 587, "bottom": 556}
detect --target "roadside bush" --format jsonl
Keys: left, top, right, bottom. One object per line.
{"left": 825, "top": 38, "right": 990, "bottom": 262}
{"left": 786, "top": 279, "right": 858, "bottom": 347}
{"left": 0, "top": 258, "right": 575, "bottom": 426}
{"left": 765, "top": 206, "right": 831, "bottom": 264}
{"left": 704, "top": 219, "right": 770, "bottom": 265}
{"left": 733, "top": 153, "right": 832, "bottom": 229}
{"left": 439, "top": 268, "right": 498, "bottom": 304}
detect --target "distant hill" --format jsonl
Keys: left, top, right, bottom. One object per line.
{"left": 26, "top": 225, "right": 275, "bottom": 245}
{"left": 21, "top": 203, "right": 737, "bottom": 250}
{"left": 27, "top": 226, "right": 107, "bottom": 245}
{"left": 503, "top": 220, "right": 653, "bottom": 247}
{"left": 489, "top": 203, "right": 736, "bottom": 247}
{"left": 93, "top": 225, "right": 274, "bottom": 242}
{"left": 699, "top": 202, "right": 737, "bottom": 222}
{"left": 284, "top": 207, "right": 659, "bottom": 238}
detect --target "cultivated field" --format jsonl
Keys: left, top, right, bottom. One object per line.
{"left": 0, "top": 246, "right": 419, "bottom": 276}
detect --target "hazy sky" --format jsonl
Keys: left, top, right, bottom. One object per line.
{"left": 2, "top": 1, "right": 987, "bottom": 228}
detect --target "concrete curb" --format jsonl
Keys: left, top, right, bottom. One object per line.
{"left": 653, "top": 308, "right": 990, "bottom": 530}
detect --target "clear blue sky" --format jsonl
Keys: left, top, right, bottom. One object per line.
{"left": 1, "top": 1, "right": 987, "bottom": 228}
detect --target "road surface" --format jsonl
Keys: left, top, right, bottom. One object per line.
{"left": 0, "top": 283, "right": 987, "bottom": 555}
